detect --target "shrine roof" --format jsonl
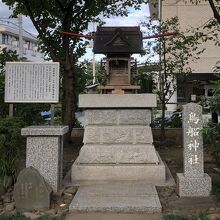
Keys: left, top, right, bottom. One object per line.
{"left": 93, "top": 26, "right": 144, "bottom": 54}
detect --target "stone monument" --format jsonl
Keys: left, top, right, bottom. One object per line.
{"left": 69, "top": 26, "right": 169, "bottom": 213}
{"left": 177, "top": 103, "right": 211, "bottom": 197}
{"left": 14, "top": 167, "right": 52, "bottom": 211}
{"left": 71, "top": 26, "right": 167, "bottom": 185}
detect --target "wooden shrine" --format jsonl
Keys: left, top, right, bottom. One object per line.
{"left": 93, "top": 26, "right": 144, "bottom": 93}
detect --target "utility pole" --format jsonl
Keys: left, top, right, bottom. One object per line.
{"left": 18, "top": 14, "right": 23, "bottom": 58}
{"left": 92, "top": 23, "right": 96, "bottom": 84}
{"left": 9, "top": 14, "right": 23, "bottom": 117}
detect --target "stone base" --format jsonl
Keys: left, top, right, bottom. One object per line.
{"left": 177, "top": 173, "right": 212, "bottom": 197}
{"left": 71, "top": 153, "right": 166, "bottom": 184}
{"left": 69, "top": 181, "right": 162, "bottom": 213}
{"left": 77, "top": 144, "right": 159, "bottom": 164}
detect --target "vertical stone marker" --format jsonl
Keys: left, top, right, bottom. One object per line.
{"left": 177, "top": 103, "right": 211, "bottom": 197}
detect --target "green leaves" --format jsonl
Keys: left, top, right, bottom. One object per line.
{"left": 0, "top": 117, "right": 25, "bottom": 179}
{"left": 203, "top": 122, "right": 220, "bottom": 167}
{"left": 142, "top": 16, "right": 203, "bottom": 104}
{"left": 0, "top": 49, "right": 21, "bottom": 118}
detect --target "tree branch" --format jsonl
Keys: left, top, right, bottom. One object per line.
{"left": 23, "top": 0, "right": 58, "bottom": 60}
{"left": 55, "top": 0, "right": 65, "bottom": 12}
{"left": 208, "top": 0, "right": 220, "bottom": 23}
{"left": 24, "top": 0, "right": 43, "bottom": 36}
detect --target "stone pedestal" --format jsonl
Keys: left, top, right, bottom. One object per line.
{"left": 21, "top": 126, "right": 69, "bottom": 192}
{"left": 177, "top": 173, "right": 211, "bottom": 197}
{"left": 71, "top": 94, "right": 166, "bottom": 184}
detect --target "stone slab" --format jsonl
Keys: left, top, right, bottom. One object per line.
{"left": 83, "top": 126, "right": 153, "bottom": 144}
{"left": 76, "top": 144, "right": 159, "bottom": 164}
{"left": 85, "top": 109, "right": 151, "bottom": 126}
{"left": 21, "top": 126, "right": 69, "bottom": 136}
{"left": 177, "top": 173, "right": 212, "bottom": 197}
{"left": 79, "top": 94, "right": 157, "bottom": 108}
{"left": 69, "top": 182, "right": 161, "bottom": 213}
{"left": 71, "top": 155, "right": 166, "bottom": 183}
{"left": 14, "top": 167, "right": 52, "bottom": 211}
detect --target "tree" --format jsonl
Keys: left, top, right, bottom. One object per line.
{"left": 203, "top": 75, "right": 220, "bottom": 167}
{"left": 0, "top": 48, "right": 20, "bottom": 118}
{"left": 142, "top": 17, "right": 204, "bottom": 138}
{"left": 2, "top": 0, "right": 148, "bottom": 138}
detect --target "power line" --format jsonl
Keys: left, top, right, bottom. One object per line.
{"left": 0, "top": 18, "right": 37, "bottom": 39}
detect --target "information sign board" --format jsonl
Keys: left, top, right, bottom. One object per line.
{"left": 5, "top": 62, "right": 59, "bottom": 103}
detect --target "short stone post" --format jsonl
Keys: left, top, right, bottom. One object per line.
{"left": 177, "top": 103, "right": 211, "bottom": 197}
{"left": 21, "top": 126, "right": 69, "bottom": 192}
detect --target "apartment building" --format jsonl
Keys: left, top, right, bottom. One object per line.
{"left": 0, "top": 23, "right": 44, "bottom": 62}
{"left": 149, "top": 0, "right": 220, "bottom": 110}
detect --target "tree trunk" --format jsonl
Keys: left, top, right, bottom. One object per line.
{"left": 62, "top": 63, "right": 77, "bottom": 143}
{"left": 160, "top": 100, "right": 166, "bottom": 140}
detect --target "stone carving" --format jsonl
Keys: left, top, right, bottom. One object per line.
{"left": 177, "top": 103, "right": 211, "bottom": 196}
{"left": 14, "top": 167, "right": 52, "bottom": 211}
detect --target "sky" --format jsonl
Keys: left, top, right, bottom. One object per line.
{"left": 0, "top": 1, "right": 151, "bottom": 62}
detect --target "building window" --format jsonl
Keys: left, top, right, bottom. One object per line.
{"left": 177, "top": 85, "right": 186, "bottom": 102}
{"left": 2, "top": 34, "right": 9, "bottom": 45}
{"left": 32, "top": 46, "right": 37, "bottom": 57}
{"left": 208, "top": 89, "right": 213, "bottom": 97}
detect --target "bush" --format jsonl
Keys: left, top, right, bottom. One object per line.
{"left": 0, "top": 212, "right": 29, "bottom": 220}
{"left": 0, "top": 117, "right": 25, "bottom": 182}
{"left": 0, "top": 213, "right": 64, "bottom": 220}
{"left": 212, "top": 181, "right": 220, "bottom": 201}
{"left": 203, "top": 122, "right": 220, "bottom": 167}
{"left": 163, "top": 213, "right": 209, "bottom": 220}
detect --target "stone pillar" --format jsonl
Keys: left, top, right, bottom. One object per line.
{"left": 177, "top": 103, "right": 211, "bottom": 197}
{"left": 21, "top": 126, "right": 69, "bottom": 192}
{"left": 167, "top": 78, "right": 177, "bottom": 112}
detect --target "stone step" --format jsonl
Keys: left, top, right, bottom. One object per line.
{"left": 71, "top": 155, "right": 166, "bottom": 183}
{"left": 84, "top": 125, "right": 153, "bottom": 144}
{"left": 69, "top": 182, "right": 162, "bottom": 213}
{"left": 77, "top": 144, "right": 159, "bottom": 164}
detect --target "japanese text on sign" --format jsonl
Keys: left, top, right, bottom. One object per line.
{"left": 186, "top": 111, "right": 200, "bottom": 165}
{"left": 4, "top": 62, "right": 59, "bottom": 103}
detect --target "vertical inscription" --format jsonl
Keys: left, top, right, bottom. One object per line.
{"left": 183, "top": 103, "right": 204, "bottom": 178}
{"left": 14, "top": 167, "right": 52, "bottom": 210}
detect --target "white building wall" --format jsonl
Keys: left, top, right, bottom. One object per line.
{"left": 162, "top": 0, "right": 220, "bottom": 73}
{"left": 0, "top": 24, "right": 44, "bottom": 62}
{"left": 149, "top": 0, "right": 220, "bottom": 111}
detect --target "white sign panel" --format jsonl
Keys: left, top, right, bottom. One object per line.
{"left": 5, "top": 62, "right": 60, "bottom": 103}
